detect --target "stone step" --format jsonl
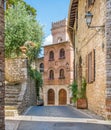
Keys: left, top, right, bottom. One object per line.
{"left": 5, "top": 99, "right": 18, "bottom": 105}
{"left": 5, "top": 93, "right": 20, "bottom": 97}
{"left": 5, "top": 89, "right": 20, "bottom": 92}
{"left": 5, "top": 93, "right": 20, "bottom": 96}
{"left": 5, "top": 87, "right": 20, "bottom": 90}
{"left": 5, "top": 110, "right": 18, "bottom": 117}
{"left": 5, "top": 92, "right": 20, "bottom": 95}
{"left": 5, "top": 102, "right": 18, "bottom": 106}
{"left": 5, "top": 105, "right": 18, "bottom": 110}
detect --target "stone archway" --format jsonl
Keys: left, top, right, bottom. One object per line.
{"left": 59, "top": 89, "right": 67, "bottom": 105}
{"left": 48, "top": 89, "right": 55, "bottom": 105}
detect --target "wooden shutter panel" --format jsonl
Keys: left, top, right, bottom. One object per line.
{"left": 86, "top": 55, "right": 88, "bottom": 83}
{"left": 88, "top": 0, "right": 95, "bottom": 7}
{"left": 92, "top": 49, "right": 95, "bottom": 82}
{"left": 91, "top": 0, "right": 95, "bottom": 4}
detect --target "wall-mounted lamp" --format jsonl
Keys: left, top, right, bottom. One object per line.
{"left": 66, "top": 62, "right": 70, "bottom": 70}
{"left": 102, "top": 42, "right": 104, "bottom": 50}
{"left": 0, "top": 0, "right": 4, "bottom": 8}
{"left": 0, "top": 0, "right": 3, "bottom": 6}
{"left": 85, "top": 11, "right": 105, "bottom": 29}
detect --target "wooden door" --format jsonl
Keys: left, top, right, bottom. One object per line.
{"left": 48, "top": 89, "right": 55, "bottom": 105}
{"left": 59, "top": 89, "right": 67, "bottom": 105}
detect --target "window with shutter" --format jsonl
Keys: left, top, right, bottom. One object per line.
{"left": 88, "top": 52, "right": 92, "bottom": 83}
{"left": 49, "top": 51, "right": 54, "bottom": 61}
{"left": 39, "top": 63, "right": 44, "bottom": 73}
{"left": 49, "top": 70, "right": 54, "bottom": 80}
{"left": 87, "top": 49, "right": 95, "bottom": 83}
{"left": 92, "top": 49, "right": 95, "bottom": 81}
{"left": 88, "top": 0, "right": 95, "bottom": 7}
{"left": 59, "top": 69, "right": 65, "bottom": 79}
{"left": 59, "top": 48, "right": 65, "bottom": 59}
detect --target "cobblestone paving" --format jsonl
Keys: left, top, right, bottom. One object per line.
{"left": 17, "top": 106, "right": 111, "bottom": 130}
{"left": 18, "top": 121, "right": 111, "bottom": 130}
{"left": 26, "top": 106, "right": 89, "bottom": 118}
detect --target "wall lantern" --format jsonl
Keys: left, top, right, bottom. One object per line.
{"left": 85, "top": 11, "right": 105, "bottom": 29}
{"left": 66, "top": 62, "right": 70, "bottom": 70}
{"left": 0, "top": 0, "right": 4, "bottom": 8}
{"left": 0, "top": 0, "right": 3, "bottom": 6}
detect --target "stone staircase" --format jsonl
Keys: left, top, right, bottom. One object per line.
{"left": 5, "top": 84, "right": 21, "bottom": 116}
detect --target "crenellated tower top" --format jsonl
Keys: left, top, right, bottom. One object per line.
{"left": 52, "top": 19, "right": 67, "bottom": 29}
{"left": 51, "top": 19, "right": 69, "bottom": 44}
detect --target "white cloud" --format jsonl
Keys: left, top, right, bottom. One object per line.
{"left": 43, "top": 35, "right": 52, "bottom": 46}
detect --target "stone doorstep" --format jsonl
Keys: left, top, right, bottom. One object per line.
{"left": 5, "top": 105, "right": 18, "bottom": 110}
{"left": 5, "top": 110, "right": 18, "bottom": 117}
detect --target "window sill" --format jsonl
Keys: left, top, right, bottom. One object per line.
{"left": 48, "top": 79, "right": 54, "bottom": 80}
{"left": 49, "top": 59, "right": 54, "bottom": 61}
{"left": 59, "top": 57, "right": 65, "bottom": 59}
{"left": 58, "top": 77, "right": 65, "bottom": 79}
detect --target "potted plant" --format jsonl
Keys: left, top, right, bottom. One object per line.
{"left": 77, "top": 77, "right": 87, "bottom": 109}
{"left": 69, "top": 81, "right": 78, "bottom": 106}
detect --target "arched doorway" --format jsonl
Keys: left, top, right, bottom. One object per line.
{"left": 59, "top": 89, "right": 67, "bottom": 105}
{"left": 48, "top": 89, "right": 55, "bottom": 105}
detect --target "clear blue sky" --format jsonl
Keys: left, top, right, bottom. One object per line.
{"left": 24, "top": 0, "right": 70, "bottom": 37}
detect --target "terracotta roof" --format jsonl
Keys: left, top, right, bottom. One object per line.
{"left": 68, "top": 0, "right": 78, "bottom": 30}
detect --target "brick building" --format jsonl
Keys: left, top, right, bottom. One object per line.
{"left": 0, "top": 0, "right": 5, "bottom": 129}
{"left": 37, "top": 19, "right": 74, "bottom": 105}
{"left": 68, "top": 0, "right": 111, "bottom": 119}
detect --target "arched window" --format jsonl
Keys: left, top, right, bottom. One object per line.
{"left": 39, "top": 63, "right": 44, "bottom": 72}
{"left": 60, "top": 48, "right": 65, "bottom": 59}
{"left": 49, "top": 70, "right": 54, "bottom": 80}
{"left": 49, "top": 51, "right": 54, "bottom": 61}
{"left": 59, "top": 69, "right": 65, "bottom": 79}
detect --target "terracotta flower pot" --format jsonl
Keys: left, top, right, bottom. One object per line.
{"left": 77, "top": 98, "right": 87, "bottom": 109}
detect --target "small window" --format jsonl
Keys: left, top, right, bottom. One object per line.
{"left": 49, "top": 70, "right": 54, "bottom": 80}
{"left": 59, "top": 48, "right": 65, "bottom": 59}
{"left": 57, "top": 37, "right": 62, "bottom": 43}
{"left": 39, "top": 63, "right": 44, "bottom": 72}
{"left": 59, "top": 69, "right": 65, "bottom": 79}
{"left": 49, "top": 51, "right": 54, "bottom": 61}
{"left": 88, "top": 0, "right": 95, "bottom": 7}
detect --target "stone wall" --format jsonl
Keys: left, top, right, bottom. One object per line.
{"left": 73, "top": 0, "right": 108, "bottom": 118}
{"left": 105, "top": 0, "right": 111, "bottom": 119}
{"left": 5, "top": 58, "right": 36, "bottom": 115}
{"left": 5, "top": 58, "right": 28, "bottom": 83}
{"left": 18, "top": 76, "right": 36, "bottom": 114}
{"left": 0, "top": 0, "right": 5, "bottom": 129}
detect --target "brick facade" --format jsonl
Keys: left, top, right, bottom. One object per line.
{"left": 41, "top": 19, "right": 74, "bottom": 106}
{"left": 0, "top": 0, "right": 5, "bottom": 129}
{"left": 68, "top": 0, "right": 111, "bottom": 119}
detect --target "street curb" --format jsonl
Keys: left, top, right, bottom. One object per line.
{"left": 16, "top": 106, "right": 33, "bottom": 130}
{"left": 5, "top": 106, "right": 33, "bottom": 130}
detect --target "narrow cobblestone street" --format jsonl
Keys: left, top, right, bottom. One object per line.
{"left": 6, "top": 106, "right": 111, "bottom": 130}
